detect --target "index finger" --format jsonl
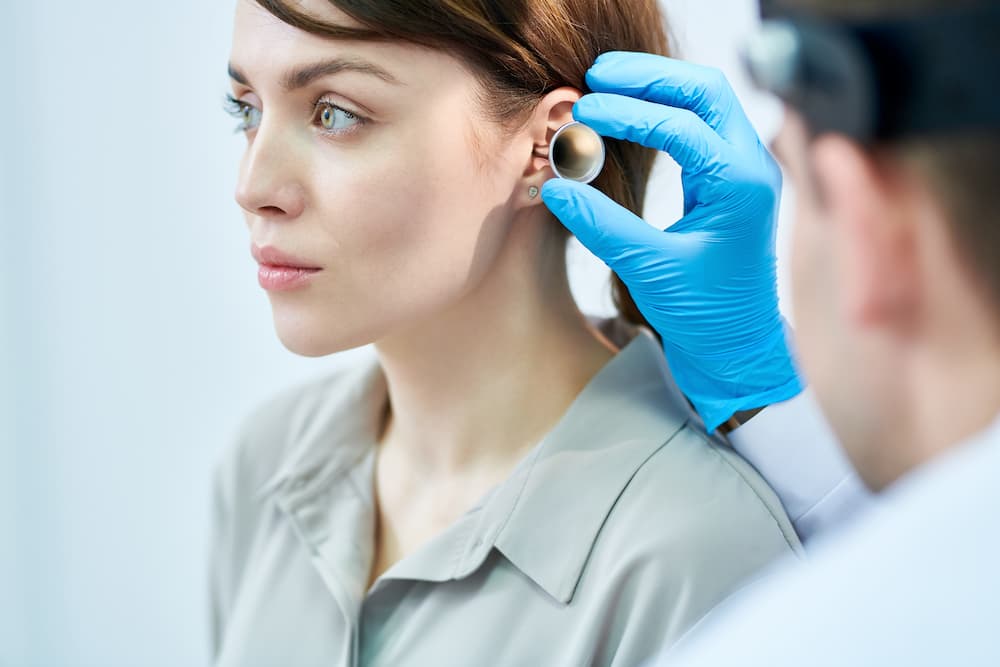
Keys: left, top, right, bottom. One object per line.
{"left": 586, "top": 51, "right": 757, "bottom": 144}
{"left": 541, "top": 178, "right": 665, "bottom": 272}
{"left": 573, "top": 92, "right": 730, "bottom": 174}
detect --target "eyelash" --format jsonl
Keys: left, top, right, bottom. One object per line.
{"left": 222, "top": 92, "right": 366, "bottom": 136}
{"left": 222, "top": 94, "right": 253, "bottom": 133}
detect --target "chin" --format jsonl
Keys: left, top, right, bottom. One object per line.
{"left": 272, "top": 313, "right": 379, "bottom": 357}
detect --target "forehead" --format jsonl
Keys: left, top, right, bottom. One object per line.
{"left": 230, "top": 0, "right": 468, "bottom": 92}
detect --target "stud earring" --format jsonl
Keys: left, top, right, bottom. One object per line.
{"left": 528, "top": 185, "right": 539, "bottom": 199}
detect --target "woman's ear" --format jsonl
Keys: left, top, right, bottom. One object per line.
{"left": 516, "top": 87, "right": 582, "bottom": 208}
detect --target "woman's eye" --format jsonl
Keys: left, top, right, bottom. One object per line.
{"left": 222, "top": 94, "right": 362, "bottom": 136}
{"left": 316, "top": 102, "right": 360, "bottom": 132}
{"left": 223, "top": 95, "right": 261, "bottom": 133}
{"left": 240, "top": 105, "right": 258, "bottom": 129}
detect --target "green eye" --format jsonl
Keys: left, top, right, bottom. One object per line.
{"left": 317, "top": 103, "right": 360, "bottom": 132}
{"left": 237, "top": 104, "right": 261, "bottom": 131}
{"left": 223, "top": 94, "right": 261, "bottom": 133}
{"left": 320, "top": 107, "right": 334, "bottom": 129}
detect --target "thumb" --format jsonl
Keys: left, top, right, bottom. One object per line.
{"left": 541, "top": 179, "right": 662, "bottom": 268}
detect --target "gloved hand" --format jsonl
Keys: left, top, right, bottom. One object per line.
{"left": 543, "top": 51, "right": 803, "bottom": 432}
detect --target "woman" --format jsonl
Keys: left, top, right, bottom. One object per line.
{"left": 211, "top": 0, "right": 802, "bottom": 665}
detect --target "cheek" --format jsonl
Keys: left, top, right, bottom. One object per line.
{"left": 279, "top": 115, "right": 518, "bottom": 353}
{"left": 332, "top": 121, "right": 512, "bottom": 289}
{"left": 790, "top": 197, "right": 875, "bottom": 451}
{"left": 790, "top": 194, "right": 840, "bottom": 393}
{"left": 790, "top": 197, "right": 825, "bottom": 335}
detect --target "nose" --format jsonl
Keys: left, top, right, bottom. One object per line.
{"left": 234, "top": 121, "right": 306, "bottom": 220}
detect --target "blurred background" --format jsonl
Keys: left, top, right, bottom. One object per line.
{"left": 0, "top": 1, "right": 789, "bottom": 664}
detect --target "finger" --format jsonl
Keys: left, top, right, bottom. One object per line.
{"left": 574, "top": 93, "right": 729, "bottom": 174}
{"left": 541, "top": 179, "right": 663, "bottom": 269}
{"left": 586, "top": 51, "right": 757, "bottom": 144}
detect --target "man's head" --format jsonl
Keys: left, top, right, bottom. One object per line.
{"left": 771, "top": 0, "right": 1000, "bottom": 490}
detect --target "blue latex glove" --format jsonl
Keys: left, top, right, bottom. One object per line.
{"left": 543, "top": 51, "right": 804, "bottom": 432}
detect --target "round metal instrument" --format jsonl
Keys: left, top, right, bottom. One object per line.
{"left": 549, "top": 121, "right": 606, "bottom": 184}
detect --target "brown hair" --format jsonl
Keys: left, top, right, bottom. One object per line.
{"left": 254, "top": 0, "right": 670, "bottom": 329}
{"left": 777, "top": 0, "right": 1000, "bottom": 323}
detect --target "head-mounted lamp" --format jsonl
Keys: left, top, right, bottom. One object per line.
{"left": 743, "top": 4, "right": 1000, "bottom": 142}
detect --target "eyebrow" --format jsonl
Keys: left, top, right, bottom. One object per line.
{"left": 227, "top": 56, "right": 401, "bottom": 91}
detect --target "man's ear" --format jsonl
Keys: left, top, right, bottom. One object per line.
{"left": 812, "top": 135, "right": 919, "bottom": 334}
{"left": 516, "top": 87, "right": 581, "bottom": 208}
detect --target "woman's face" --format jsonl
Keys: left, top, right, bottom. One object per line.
{"left": 228, "top": 0, "right": 530, "bottom": 355}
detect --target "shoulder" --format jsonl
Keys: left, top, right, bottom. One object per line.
{"left": 613, "top": 423, "right": 802, "bottom": 557}
{"left": 573, "top": 422, "right": 803, "bottom": 656}
{"left": 589, "top": 422, "right": 803, "bottom": 612}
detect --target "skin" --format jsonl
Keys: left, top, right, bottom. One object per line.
{"left": 228, "top": 0, "right": 615, "bottom": 586}
{"left": 773, "top": 112, "right": 1000, "bottom": 491}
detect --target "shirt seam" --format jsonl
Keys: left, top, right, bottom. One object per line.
{"left": 556, "top": 421, "right": 690, "bottom": 603}
{"left": 704, "top": 432, "right": 804, "bottom": 556}
{"left": 792, "top": 474, "right": 855, "bottom": 525}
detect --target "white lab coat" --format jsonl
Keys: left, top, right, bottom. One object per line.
{"left": 729, "top": 390, "right": 873, "bottom": 543}
{"left": 653, "top": 412, "right": 1000, "bottom": 666}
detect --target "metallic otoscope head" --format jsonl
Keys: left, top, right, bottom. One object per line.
{"left": 549, "top": 121, "right": 606, "bottom": 184}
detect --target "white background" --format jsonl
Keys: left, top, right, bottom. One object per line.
{"left": 0, "top": 1, "right": 793, "bottom": 664}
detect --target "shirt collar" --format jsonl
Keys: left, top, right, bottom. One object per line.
{"left": 258, "top": 323, "right": 697, "bottom": 605}
{"left": 255, "top": 359, "right": 387, "bottom": 502}
{"left": 886, "top": 410, "right": 1000, "bottom": 499}
{"left": 481, "top": 329, "right": 694, "bottom": 603}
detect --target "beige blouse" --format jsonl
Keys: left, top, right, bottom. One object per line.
{"left": 210, "top": 327, "right": 802, "bottom": 667}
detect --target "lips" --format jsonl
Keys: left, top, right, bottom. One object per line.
{"left": 251, "top": 243, "right": 322, "bottom": 292}
{"left": 251, "top": 243, "right": 322, "bottom": 270}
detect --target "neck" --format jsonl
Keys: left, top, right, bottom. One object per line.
{"left": 374, "top": 212, "right": 616, "bottom": 476}
{"left": 865, "top": 189, "right": 1000, "bottom": 490}
{"left": 899, "top": 325, "right": 1000, "bottom": 483}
